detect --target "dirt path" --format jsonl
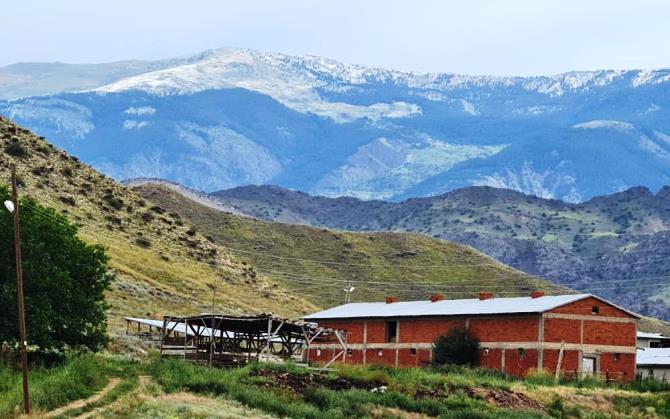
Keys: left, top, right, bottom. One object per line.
{"left": 45, "top": 377, "right": 121, "bottom": 418}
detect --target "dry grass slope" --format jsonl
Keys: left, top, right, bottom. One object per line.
{"left": 0, "top": 116, "right": 317, "bottom": 333}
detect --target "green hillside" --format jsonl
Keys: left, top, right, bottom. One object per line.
{"left": 134, "top": 184, "right": 566, "bottom": 307}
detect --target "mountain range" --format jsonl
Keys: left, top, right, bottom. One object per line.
{"left": 205, "top": 183, "right": 670, "bottom": 320}
{"left": 1, "top": 47, "right": 670, "bottom": 202}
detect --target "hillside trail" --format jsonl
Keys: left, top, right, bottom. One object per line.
{"left": 44, "top": 377, "right": 121, "bottom": 418}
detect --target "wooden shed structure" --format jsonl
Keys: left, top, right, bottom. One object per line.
{"left": 124, "top": 314, "right": 347, "bottom": 368}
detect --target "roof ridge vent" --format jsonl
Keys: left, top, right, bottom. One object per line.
{"left": 531, "top": 291, "right": 545, "bottom": 299}
{"left": 385, "top": 296, "right": 399, "bottom": 304}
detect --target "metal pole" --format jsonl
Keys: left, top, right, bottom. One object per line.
{"left": 10, "top": 163, "right": 30, "bottom": 414}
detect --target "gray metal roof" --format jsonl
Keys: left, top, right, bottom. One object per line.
{"left": 637, "top": 348, "right": 670, "bottom": 366}
{"left": 637, "top": 332, "right": 669, "bottom": 340}
{"left": 304, "top": 294, "right": 636, "bottom": 320}
{"left": 124, "top": 317, "right": 228, "bottom": 338}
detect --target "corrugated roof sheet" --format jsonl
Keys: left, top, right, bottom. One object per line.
{"left": 637, "top": 348, "right": 670, "bottom": 366}
{"left": 305, "top": 294, "right": 599, "bottom": 320}
{"left": 637, "top": 332, "right": 669, "bottom": 339}
{"left": 124, "top": 317, "right": 228, "bottom": 337}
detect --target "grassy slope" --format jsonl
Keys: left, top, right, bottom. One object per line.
{"left": 134, "top": 184, "right": 567, "bottom": 308}
{"left": 0, "top": 116, "right": 316, "bottom": 333}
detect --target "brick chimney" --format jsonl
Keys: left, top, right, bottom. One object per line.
{"left": 430, "top": 294, "right": 445, "bottom": 303}
{"left": 385, "top": 296, "right": 399, "bottom": 304}
{"left": 479, "top": 292, "right": 493, "bottom": 300}
{"left": 531, "top": 291, "right": 545, "bottom": 299}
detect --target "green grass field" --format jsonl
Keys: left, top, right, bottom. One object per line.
{"left": 2, "top": 353, "right": 670, "bottom": 418}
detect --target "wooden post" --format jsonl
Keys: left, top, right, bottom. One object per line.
{"left": 183, "top": 318, "right": 188, "bottom": 360}
{"left": 159, "top": 317, "right": 167, "bottom": 358}
{"left": 266, "top": 318, "right": 272, "bottom": 361}
{"left": 555, "top": 341, "right": 565, "bottom": 381}
{"left": 9, "top": 164, "right": 30, "bottom": 414}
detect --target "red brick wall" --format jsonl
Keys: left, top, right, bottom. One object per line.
{"left": 397, "top": 348, "right": 431, "bottom": 367}
{"left": 583, "top": 321, "right": 636, "bottom": 346}
{"left": 600, "top": 353, "right": 635, "bottom": 381}
{"left": 314, "top": 320, "right": 366, "bottom": 343}
{"left": 366, "top": 321, "right": 387, "bottom": 344}
{"left": 307, "top": 347, "right": 339, "bottom": 363}
{"left": 549, "top": 296, "right": 631, "bottom": 318}
{"left": 542, "top": 349, "right": 580, "bottom": 374}
{"left": 399, "top": 318, "right": 466, "bottom": 343}
{"left": 478, "top": 348, "right": 503, "bottom": 370}
{"left": 544, "top": 318, "right": 581, "bottom": 343}
{"left": 365, "top": 348, "right": 396, "bottom": 366}
{"left": 469, "top": 316, "right": 539, "bottom": 342}
{"left": 505, "top": 348, "right": 539, "bottom": 377}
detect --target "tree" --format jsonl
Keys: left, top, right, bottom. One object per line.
{"left": 432, "top": 328, "right": 479, "bottom": 366}
{"left": 0, "top": 186, "right": 112, "bottom": 351}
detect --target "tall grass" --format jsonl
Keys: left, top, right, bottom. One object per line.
{"left": 0, "top": 354, "right": 134, "bottom": 417}
{"left": 148, "top": 359, "right": 546, "bottom": 419}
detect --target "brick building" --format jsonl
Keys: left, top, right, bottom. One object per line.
{"left": 304, "top": 292, "right": 639, "bottom": 382}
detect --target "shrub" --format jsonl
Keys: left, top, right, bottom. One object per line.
{"left": 432, "top": 328, "right": 479, "bottom": 366}
{"left": 103, "top": 194, "right": 124, "bottom": 210}
{"left": 4, "top": 141, "right": 29, "bottom": 158}
{"left": 135, "top": 237, "right": 151, "bottom": 248}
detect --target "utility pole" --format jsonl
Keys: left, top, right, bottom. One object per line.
{"left": 8, "top": 163, "right": 30, "bottom": 414}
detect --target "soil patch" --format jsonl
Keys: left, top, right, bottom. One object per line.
{"left": 473, "top": 388, "right": 545, "bottom": 411}
{"left": 250, "top": 369, "right": 383, "bottom": 393}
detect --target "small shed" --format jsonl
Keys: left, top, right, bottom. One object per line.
{"left": 637, "top": 332, "right": 670, "bottom": 348}
{"left": 637, "top": 348, "right": 670, "bottom": 380}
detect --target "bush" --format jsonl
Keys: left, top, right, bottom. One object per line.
{"left": 135, "top": 237, "right": 151, "bottom": 248}
{"left": 4, "top": 141, "right": 29, "bottom": 158}
{"left": 432, "top": 328, "right": 479, "bottom": 366}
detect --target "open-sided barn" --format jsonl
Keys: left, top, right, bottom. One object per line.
{"left": 304, "top": 292, "right": 639, "bottom": 382}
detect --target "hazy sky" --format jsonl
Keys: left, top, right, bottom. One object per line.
{"left": 2, "top": 0, "right": 669, "bottom": 75}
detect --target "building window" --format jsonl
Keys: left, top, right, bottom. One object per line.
{"left": 518, "top": 348, "right": 525, "bottom": 358}
{"left": 483, "top": 348, "right": 490, "bottom": 356}
{"left": 650, "top": 341, "right": 661, "bottom": 348}
{"left": 386, "top": 320, "right": 398, "bottom": 343}
{"left": 347, "top": 349, "right": 353, "bottom": 356}
{"left": 410, "top": 348, "right": 417, "bottom": 356}
{"left": 591, "top": 306, "right": 599, "bottom": 315}
{"left": 378, "top": 350, "right": 384, "bottom": 357}
{"left": 316, "top": 349, "right": 321, "bottom": 357}
{"left": 614, "top": 353, "right": 621, "bottom": 361}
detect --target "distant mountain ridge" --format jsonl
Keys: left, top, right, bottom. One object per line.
{"left": 209, "top": 183, "right": 670, "bottom": 320}
{"left": 1, "top": 47, "right": 670, "bottom": 202}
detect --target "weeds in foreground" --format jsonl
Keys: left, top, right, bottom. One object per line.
{"left": 2, "top": 355, "right": 670, "bottom": 418}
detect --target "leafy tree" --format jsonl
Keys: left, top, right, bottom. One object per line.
{"left": 432, "top": 328, "right": 479, "bottom": 366}
{"left": 0, "top": 186, "right": 112, "bottom": 351}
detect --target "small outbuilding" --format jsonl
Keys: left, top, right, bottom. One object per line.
{"left": 637, "top": 332, "right": 670, "bottom": 348}
{"left": 636, "top": 348, "right": 670, "bottom": 380}
{"left": 304, "top": 292, "right": 639, "bottom": 382}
